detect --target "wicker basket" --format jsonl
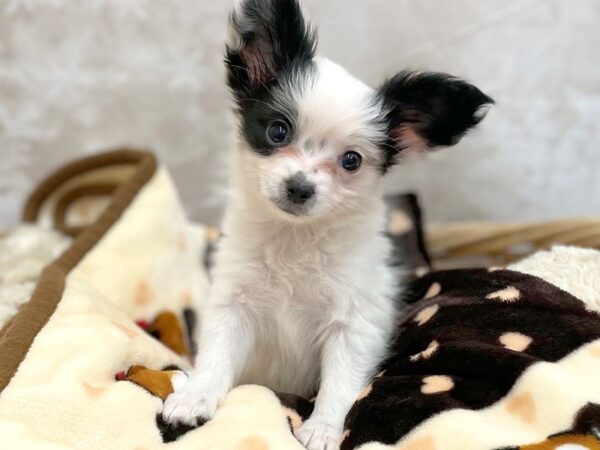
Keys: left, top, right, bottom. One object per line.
{"left": 427, "top": 218, "right": 600, "bottom": 269}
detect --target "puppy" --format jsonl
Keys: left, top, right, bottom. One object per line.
{"left": 162, "top": 1, "right": 493, "bottom": 449}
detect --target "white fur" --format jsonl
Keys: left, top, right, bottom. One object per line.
{"left": 0, "top": 225, "right": 71, "bottom": 329}
{"left": 509, "top": 245, "right": 600, "bottom": 313}
{"left": 163, "top": 57, "right": 400, "bottom": 450}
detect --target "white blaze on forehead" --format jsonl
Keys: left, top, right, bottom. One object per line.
{"left": 294, "top": 58, "right": 386, "bottom": 160}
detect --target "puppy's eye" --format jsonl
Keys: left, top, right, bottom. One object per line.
{"left": 341, "top": 151, "right": 362, "bottom": 171}
{"left": 266, "top": 121, "right": 289, "bottom": 145}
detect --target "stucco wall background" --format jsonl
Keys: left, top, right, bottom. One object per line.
{"left": 1, "top": 0, "right": 599, "bottom": 227}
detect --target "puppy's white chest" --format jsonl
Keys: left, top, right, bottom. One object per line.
{"left": 221, "top": 219, "right": 396, "bottom": 396}
{"left": 256, "top": 232, "right": 338, "bottom": 300}
{"left": 235, "top": 244, "right": 342, "bottom": 394}
{"left": 238, "top": 285, "right": 325, "bottom": 396}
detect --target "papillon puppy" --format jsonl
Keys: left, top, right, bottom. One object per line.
{"left": 162, "top": 1, "right": 493, "bottom": 449}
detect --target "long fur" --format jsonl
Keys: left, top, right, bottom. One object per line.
{"left": 162, "top": 1, "right": 493, "bottom": 449}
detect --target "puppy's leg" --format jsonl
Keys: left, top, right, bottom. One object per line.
{"left": 296, "top": 325, "right": 387, "bottom": 450}
{"left": 162, "top": 301, "right": 252, "bottom": 425}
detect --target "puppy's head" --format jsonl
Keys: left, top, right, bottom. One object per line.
{"left": 226, "top": 0, "right": 493, "bottom": 222}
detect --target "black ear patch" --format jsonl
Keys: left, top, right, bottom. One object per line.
{"left": 378, "top": 71, "right": 494, "bottom": 167}
{"left": 225, "top": 0, "right": 317, "bottom": 96}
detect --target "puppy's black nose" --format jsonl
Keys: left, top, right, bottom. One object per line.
{"left": 286, "top": 177, "right": 315, "bottom": 204}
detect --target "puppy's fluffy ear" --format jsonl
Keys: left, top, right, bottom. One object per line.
{"left": 378, "top": 71, "right": 494, "bottom": 167}
{"left": 226, "top": 0, "right": 317, "bottom": 96}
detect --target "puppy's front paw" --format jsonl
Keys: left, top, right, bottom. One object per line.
{"left": 162, "top": 382, "right": 218, "bottom": 426}
{"left": 295, "top": 417, "right": 341, "bottom": 450}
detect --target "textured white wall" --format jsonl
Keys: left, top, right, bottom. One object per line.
{"left": 1, "top": 0, "right": 599, "bottom": 227}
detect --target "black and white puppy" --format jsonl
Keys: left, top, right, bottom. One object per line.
{"left": 163, "top": 1, "right": 492, "bottom": 449}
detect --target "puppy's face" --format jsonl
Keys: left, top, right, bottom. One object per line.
{"left": 226, "top": 0, "right": 493, "bottom": 222}
{"left": 239, "top": 58, "right": 389, "bottom": 220}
